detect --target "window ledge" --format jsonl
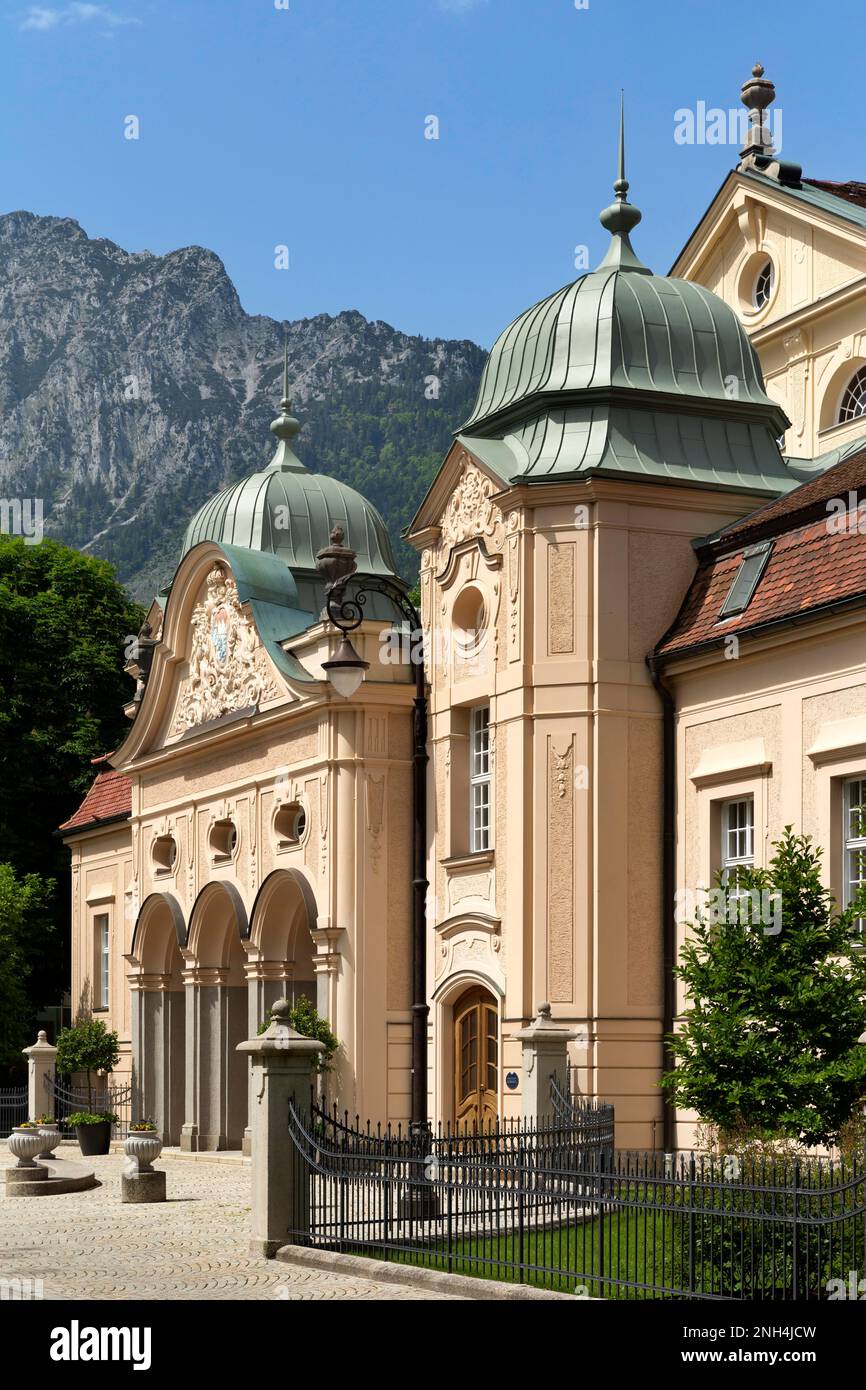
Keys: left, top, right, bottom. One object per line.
{"left": 441, "top": 851, "right": 494, "bottom": 870}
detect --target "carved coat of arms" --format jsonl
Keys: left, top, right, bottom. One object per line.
{"left": 171, "top": 564, "right": 281, "bottom": 733}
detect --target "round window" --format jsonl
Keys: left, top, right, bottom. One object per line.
{"left": 753, "top": 259, "right": 774, "bottom": 310}
{"left": 210, "top": 819, "right": 237, "bottom": 860}
{"left": 152, "top": 835, "right": 177, "bottom": 873}
{"left": 274, "top": 802, "right": 306, "bottom": 847}
{"left": 451, "top": 585, "right": 487, "bottom": 658}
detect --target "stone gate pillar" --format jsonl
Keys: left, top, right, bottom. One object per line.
{"left": 23, "top": 1031, "right": 57, "bottom": 1119}
{"left": 515, "top": 1003, "right": 578, "bottom": 1124}
{"left": 237, "top": 999, "right": 324, "bottom": 1257}
{"left": 243, "top": 961, "right": 296, "bottom": 1156}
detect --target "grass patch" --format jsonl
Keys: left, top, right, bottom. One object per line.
{"left": 349, "top": 1206, "right": 680, "bottom": 1298}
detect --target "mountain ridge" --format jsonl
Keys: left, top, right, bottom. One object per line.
{"left": 0, "top": 210, "right": 485, "bottom": 599}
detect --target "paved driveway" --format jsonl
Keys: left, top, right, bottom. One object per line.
{"left": 0, "top": 1153, "right": 460, "bottom": 1301}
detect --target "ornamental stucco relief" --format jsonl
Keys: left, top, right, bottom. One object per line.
{"left": 172, "top": 564, "right": 280, "bottom": 735}
{"left": 438, "top": 462, "right": 505, "bottom": 553}
{"left": 435, "top": 922, "right": 504, "bottom": 989}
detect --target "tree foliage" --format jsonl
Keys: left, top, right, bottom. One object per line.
{"left": 0, "top": 862, "right": 54, "bottom": 1068}
{"left": 662, "top": 827, "right": 866, "bottom": 1147}
{"left": 55, "top": 1018, "right": 120, "bottom": 1111}
{"left": 0, "top": 536, "right": 142, "bottom": 1058}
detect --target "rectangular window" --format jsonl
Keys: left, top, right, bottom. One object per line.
{"left": 720, "top": 797, "right": 754, "bottom": 897}
{"left": 95, "top": 913, "right": 110, "bottom": 1010}
{"left": 843, "top": 777, "right": 866, "bottom": 933}
{"left": 469, "top": 705, "right": 491, "bottom": 853}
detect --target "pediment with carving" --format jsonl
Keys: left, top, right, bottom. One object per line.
{"left": 438, "top": 459, "right": 505, "bottom": 556}
{"left": 170, "top": 563, "right": 281, "bottom": 735}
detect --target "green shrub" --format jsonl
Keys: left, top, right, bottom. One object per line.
{"left": 663, "top": 828, "right": 866, "bottom": 1147}
{"left": 66, "top": 1112, "right": 118, "bottom": 1126}
{"left": 257, "top": 995, "right": 338, "bottom": 1072}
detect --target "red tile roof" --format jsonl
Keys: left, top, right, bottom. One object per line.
{"left": 720, "top": 448, "right": 866, "bottom": 544}
{"left": 655, "top": 452, "right": 866, "bottom": 659}
{"left": 58, "top": 769, "right": 131, "bottom": 834}
{"left": 805, "top": 178, "right": 866, "bottom": 210}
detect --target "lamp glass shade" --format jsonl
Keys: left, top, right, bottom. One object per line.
{"left": 327, "top": 663, "right": 366, "bottom": 699}
{"left": 322, "top": 635, "right": 369, "bottom": 699}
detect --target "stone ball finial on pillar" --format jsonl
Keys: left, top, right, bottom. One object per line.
{"left": 515, "top": 1004, "right": 579, "bottom": 1124}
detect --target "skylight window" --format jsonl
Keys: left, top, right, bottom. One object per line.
{"left": 719, "top": 541, "right": 773, "bottom": 619}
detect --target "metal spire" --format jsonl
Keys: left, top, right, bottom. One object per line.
{"left": 268, "top": 327, "right": 305, "bottom": 470}
{"left": 595, "top": 94, "right": 652, "bottom": 275}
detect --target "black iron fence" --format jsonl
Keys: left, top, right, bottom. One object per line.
{"left": 47, "top": 1076, "right": 133, "bottom": 1139}
{"left": 285, "top": 1098, "right": 866, "bottom": 1299}
{"left": 0, "top": 1085, "right": 27, "bottom": 1137}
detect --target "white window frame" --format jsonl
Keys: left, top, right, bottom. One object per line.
{"left": 469, "top": 705, "right": 491, "bottom": 854}
{"left": 95, "top": 913, "right": 110, "bottom": 1010}
{"left": 843, "top": 776, "right": 866, "bottom": 932}
{"left": 720, "top": 797, "right": 754, "bottom": 896}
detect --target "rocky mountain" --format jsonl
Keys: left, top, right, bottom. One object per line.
{"left": 0, "top": 211, "right": 486, "bottom": 600}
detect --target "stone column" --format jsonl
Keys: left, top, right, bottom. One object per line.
{"left": 22, "top": 1031, "right": 57, "bottom": 1119}
{"left": 181, "top": 966, "right": 248, "bottom": 1151}
{"left": 237, "top": 999, "right": 324, "bottom": 1257}
{"left": 130, "top": 976, "right": 185, "bottom": 1146}
{"left": 514, "top": 1003, "right": 578, "bottom": 1124}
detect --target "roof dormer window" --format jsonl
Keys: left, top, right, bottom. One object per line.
{"left": 719, "top": 540, "right": 773, "bottom": 619}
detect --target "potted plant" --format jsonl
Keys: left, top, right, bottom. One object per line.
{"left": 35, "top": 1114, "right": 61, "bottom": 1159}
{"left": 8, "top": 1122, "right": 45, "bottom": 1168}
{"left": 124, "top": 1121, "right": 162, "bottom": 1171}
{"left": 66, "top": 1112, "right": 118, "bottom": 1157}
{"left": 55, "top": 1018, "right": 120, "bottom": 1119}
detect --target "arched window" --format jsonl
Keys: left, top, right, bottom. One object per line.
{"left": 838, "top": 367, "right": 866, "bottom": 423}
{"left": 753, "top": 259, "right": 774, "bottom": 310}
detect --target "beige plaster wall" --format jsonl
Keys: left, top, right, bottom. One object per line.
{"left": 412, "top": 447, "right": 763, "bottom": 1147}
{"left": 669, "top": 614, "right": 866, "bottom": 1147}
{"left": 678, "top": 179, "right": 866, "bottom": 459}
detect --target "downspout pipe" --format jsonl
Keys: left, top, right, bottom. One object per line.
{"left": 410, "top": 652, "right": 430, "bottom": 1137}
{"left": 646, "top": 652, "right": 677, "bottom": 1153}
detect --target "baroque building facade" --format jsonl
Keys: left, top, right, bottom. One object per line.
{"left": 62, "top": 68, "right": 866, "bottom": 1150}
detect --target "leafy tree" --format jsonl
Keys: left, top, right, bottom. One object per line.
{"left": 0, "top": 536, "right": 142, "bottom": 1056}
{"left": 662, "top": 827, "right": 866, "bottom": 1147}
{"left": 0, "top": 863, "right": 54, "bottom": 1069}
{"left": 55, "top": 1018, "right": 120, "bottom": 1111}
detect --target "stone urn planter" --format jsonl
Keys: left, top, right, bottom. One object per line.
{"left": 37, "top": 1124, "right": 62, "bottom": 1160}
{"left": 124, "top": 1130, "right": 163, "bottom": 1171}
{"left": 8, "top": 1126, "right": 45, "bottom": 1168}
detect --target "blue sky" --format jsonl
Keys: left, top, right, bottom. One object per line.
{"left": 1, "top": 0, "right": 864, "bottom": 347}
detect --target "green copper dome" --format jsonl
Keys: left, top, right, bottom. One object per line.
{"left": 180, "top": 351, "right": 400, "bottom": 596}
{"left": 462, "top": 268, "right": 783, "bottom": 432}
{"left": 454, "top": 102, "right": 798, "bottom": 497}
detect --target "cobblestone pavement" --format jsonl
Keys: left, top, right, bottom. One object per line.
{"left": 0, "top": 1154, "right": 462, "bottom": 1301}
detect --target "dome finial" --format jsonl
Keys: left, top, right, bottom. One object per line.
{"left": 268, "top": 328, "right": 306, "bottom": 470}
{"left": 595, "top": 93, "right": 652, "bottom": 275}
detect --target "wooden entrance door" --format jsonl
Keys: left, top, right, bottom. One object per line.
{"left": 454, "top": 988, "right": 498, "bottom": 1128}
